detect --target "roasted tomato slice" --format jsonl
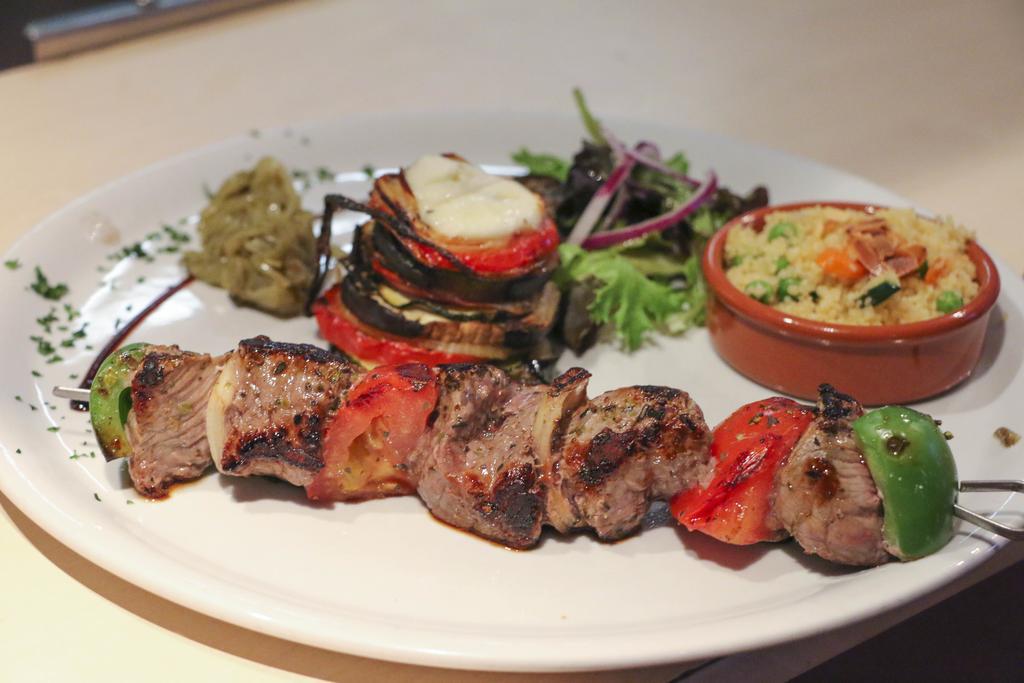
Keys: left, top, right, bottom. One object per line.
{"left": 313, "top": 286, "right": 482, "bottom": 366}
{"left": 306, "top": 363, "right": 439, "bottom": 502}
{"left": 671, "top": 397, "right": 814, "bottom": 545}
{"left": 403, "top": 217, "right": 560, "bottom": 274}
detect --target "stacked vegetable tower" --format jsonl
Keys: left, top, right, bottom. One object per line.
{"left": 314, "top": 154, "right": 561, "bottom": 366}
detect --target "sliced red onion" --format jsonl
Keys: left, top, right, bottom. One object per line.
{"left": 624, "top": 147, "right": 701, "bottom": 188}
{"left": 635, "top": 140, "right": 661, "bottom": 160}
{"left": 565, "top": 155, "right": 636, "bottom": 246}
{"left": 581, "top": 170, "right": 718, "bottom": 250}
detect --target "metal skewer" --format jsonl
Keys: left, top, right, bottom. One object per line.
{"left": 53, "top": 386, "right": 90, "bottom": 402}
{"left": 50, "top": 385, "right": 1024, "bottom": 542}
{"left": 954, "top": 481, "right": 1024, "bottom": 540}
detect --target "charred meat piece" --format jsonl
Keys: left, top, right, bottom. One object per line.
{"left": 769, "top": 384, "right": 888, "bottom": 566}
{"left": 208, "top": 336, "right": 358, "bottom": 486}
{"left": 553, "top": 385, "right": 711, "bottom": 540}
{"left": 125, "top": 345, "right": 225, "bottom": 498}
{"left": 412, "top": 364, "right": 549, "bottom": 548}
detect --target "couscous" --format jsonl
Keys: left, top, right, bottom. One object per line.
{"left": 724, "top": 206, "right": 978, "bottom": 325}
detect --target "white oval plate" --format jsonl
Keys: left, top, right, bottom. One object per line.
{"left": 0, "top": 113, "right": 1021, "bottom": 672}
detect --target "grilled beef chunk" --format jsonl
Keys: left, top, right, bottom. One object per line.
{"left": 209, "top": 336, "right": 358, "bottom": 486}
{"left": 125, "top": 345, "right": 224, "bottom": 498}
{"left": 412, "top": 364, "right": 549, "bottom": 548}
{"left": 769, "top": 384, "right": 888, "bottom": 566}
{"left": 553, "top": 386, "right": 712, "bottom": 540}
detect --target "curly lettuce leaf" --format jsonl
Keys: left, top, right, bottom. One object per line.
{"left": 511, "top": 147, "right": 570, "bottom": 182}
{"left": 557, "top": 244, "right": 685, "bottom": 351}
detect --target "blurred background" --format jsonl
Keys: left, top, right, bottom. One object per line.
{"left": 2, "top": 0, "right": 277, "bottom": 67}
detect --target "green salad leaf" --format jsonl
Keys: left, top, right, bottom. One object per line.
{"left": 573, "top": 87, "right": 606, "bottom": 145}
{"left": 556, "top": 244, "right": 687, "bottom": 351}
{"left": 511, "top": 148, "right": 570, "bottom": 182}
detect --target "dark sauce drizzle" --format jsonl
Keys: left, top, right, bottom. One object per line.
{"left": 70, "top": 276, "right": 195, "bottom": 411}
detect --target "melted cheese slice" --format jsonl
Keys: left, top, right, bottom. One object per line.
{"left": 404, "top": 155, "right": 542, "bottom": 240}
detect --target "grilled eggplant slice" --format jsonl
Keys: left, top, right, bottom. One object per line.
{"left": 340, "top": 270, "right": 559, "bottom": 349}
{"left": 363, "top": 218, "right": 557, "bottom": 304}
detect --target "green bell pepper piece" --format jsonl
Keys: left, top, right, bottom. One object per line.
{"left": 89, "top": 343, "right": 149, "bottom": 460}
{"left": 853, "top": 406, "right": 958, "bottom": 559}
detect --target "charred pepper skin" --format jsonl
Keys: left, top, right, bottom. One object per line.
{"left": 853, "top": 406, "right": 957, "bottom": 560}
{"left": 89, "top": 343, "right": 149, "bottom": 460}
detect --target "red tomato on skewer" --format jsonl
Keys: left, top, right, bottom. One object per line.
{"left": 671, "top": 398, "right": 814, "bottom": 545}
{"left": 306, "top": 363, "right": 439, "bottom": 502}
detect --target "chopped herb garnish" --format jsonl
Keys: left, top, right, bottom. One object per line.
{"left": 15, "top": 448, "right": 21, "bottom": 454}
{"left": 36, "top": 308, "right": 58, "bottom": 332}
{"left": 137, "top": 276, "right": 146, "bottom": 284}
{"left": 30, "top": 267, "right": 69, "bottom": 300}
{"left": 31, "top": 370, "right": 41, "bottom": 377}
{"left": 30, "top": 335, "right": 56, "bottom": 356}
{"left": 63, "top": 303, "right": 79, "bottom": 321}
{"left": 47, "top": 426, "right": 59, "bottom": 433}
{"left": 4, "top": 258, "right": 21, "bottom": 270}
{"left": 162, "top": 224, "right": 190, "bottom": 243}
{"left": 126, "top": 500, "right": 135, "bottom": 505}
{"left": 362, "top": 164, "right": 376, "bottom": 179}
{"left": 108, "top": 242, "right": 151, "bottom": 262}
{"left": 46, "top": 355, "right": 62, "bottom": 364}
{"left": 59, "top": 325, "right": 88, "bottom": 348}
{"left": 157, "top": 245, "right": 180, "bottom": 254}
{"left": 14, "top": 395, "right": 21, "bottom": 402}
{"left": 93, "top": 493, "right": 101, "bottom": 502}
{"left": 316, "top": 166, "right": 336, "bottom": 182}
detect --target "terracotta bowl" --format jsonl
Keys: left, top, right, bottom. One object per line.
{"left": 703, "top": 201, "right": 1001, "bottom": 405}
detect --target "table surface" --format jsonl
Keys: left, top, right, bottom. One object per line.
{"left": 2, "top": 1, "right": 1022, "bottom": 681}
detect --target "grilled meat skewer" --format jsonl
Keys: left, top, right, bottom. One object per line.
{"left": 109, "top": 336, "right": 712, "bottom": 549}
